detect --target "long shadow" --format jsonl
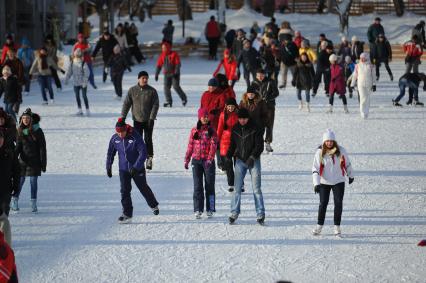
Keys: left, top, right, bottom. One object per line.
{"left": 262, "top": 170, "right": 426, "bottom": 177}
{"left": 278, "top": 152, "right": 426, "bottom": 157}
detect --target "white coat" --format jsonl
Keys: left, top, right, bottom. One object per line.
{"left": 65, "top": 58, "right": 89, "bottom": 87}
{"left": 312, "top": 146, "right": 353, "bottom": 186}
{"left": 351, "top": 62, "right": 376, "bottom": 118}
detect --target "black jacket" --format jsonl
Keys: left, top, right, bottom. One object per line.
{"left": 239, "top": 94, "right": 268, "bottom": 128}
{"left": 280, "top": 41, "right": 299, "bottom": 66}
{"left": 373, "top": 38, "right": 392, "bottom": 61}
{"left": 399, "top": 73, "right": 426, "bottom": 88}
{"left": 351, "top": 41, "right": 364, "bottom": 61}
{"left": 16, "top": 123, "right": 47, "bottom": 176}
{"left": 0, "top": 76, "right": 21, "bottom": 104}
{"left": 227, "top": 119, "right": 264, "bottom": 162}
{"left": 238, "top": 47, "right": 261, "bottom": 72}
{"left": 108, "top": 53, "right": 129, "bottom": 78}
{"left": 293, "top": 61, "right": 315, "bottom": 90}
{"left": 317, "top": 50, "right": 332, "bottom": 70}
{"left": 0, "top": 114, "right": 17, "bottom": 150}
{"left": 0, "top": 146, "right": 20, "bottom": 203}
{"left": 92, "top": 36, "right": 119, "bottom": 62}
{"left": 367, "top": 23, "right": 385, "bottom": 43}
{"left": 251, "top": 78, "right": 279, "bottom": 105}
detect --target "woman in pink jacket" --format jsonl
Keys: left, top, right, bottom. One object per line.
{"left": 327, "top": 54, "right": 349, "bottom": 114}
{"left": 184, "top": 108, "right": 218, "bottom": 219}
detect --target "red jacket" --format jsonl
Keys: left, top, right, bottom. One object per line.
{"left": 200, "top": 89, "right": 226, "bottom": 131}
{"left": 329, "top": 64, "right": 346, "bottom": 95}
{"left": 293, "top": 35, "right": 304, "bottom": 48}
{"left": 403, "top": 40, "right": 423, "bottom": 58}
{"left": 73, "top": 42, "right": 92, "bottom": 63}
{"left": 0, "top": 43, "right": 19, "bottom": 65}
{"left": 205, "top": 20, "right": 221, "bottom": 38}
{"left": 0, "top": 232, "right": 18, "bottom": 283}
{"left": 185, "top": 124, "right": 218, "bottom": 163}
{"left": 217, "top": 110, "right": 238, "bottom": 156}
{"left": 221, "top": 86, "right": 236, "bottom": 100}
{"left": 157, "top": 42, "right": 181, "bottom": 75}
{"left": 213, "top": 59, "right": 237, "bottom": 81}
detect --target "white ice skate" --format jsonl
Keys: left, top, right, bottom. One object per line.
{"left": 312, "top": 224, "right": 323, "bottom": 235}
{"left": 326, "top": 105, "right": 333, "bottom": 113}
{"left": 194, "top": 211, "right": 202, "bottom": 219}
{"left": 334, "top": 225, "right": 342, "bottom": 237}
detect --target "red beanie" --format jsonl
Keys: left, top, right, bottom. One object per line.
{"left": 115, "top": 118, "right": 127, "bottom": 132}
{"left": 198, "top": 108, "right": 209, "bottom": 120}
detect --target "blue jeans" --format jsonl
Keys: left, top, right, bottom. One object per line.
{"left": 192, "top": 159, "right": 216, "bottom": 212}
{"left": 395, "top": 79, "right": 418, "bottom": 102}
{"left": 296, "top": 89, "right": 311, "bottom": 103}
{"left": 231, "top": 158, "right": 265, "bottom": 217}
{"left": 74, "top": 86, "right": 89, "bottom": 109}
{"left": 15, "top": 176, "right": 39, "bottom": 199}
{"left": 87, "top": 62, "right": 97, "bottom": 89}
{"left": 4, "top": 103, "right": 16, "bottom": 121}
{"left": 37, "top": 75, "right": 54, "bottom": 102}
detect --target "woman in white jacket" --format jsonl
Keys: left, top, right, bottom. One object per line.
{"left": 312, "top": 129, "right": 354, "bottom": 236}
{"left": 351, "top": 52, "right": 376, "bottom": 119}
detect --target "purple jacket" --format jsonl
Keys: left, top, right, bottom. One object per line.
{"left": 106, "top": 127, "right": 147, "bottom": 172}
{"left": 329, "top": 64, "right": 346, "bottom": 95}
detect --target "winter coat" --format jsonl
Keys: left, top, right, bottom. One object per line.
{"left": 403, "top": 40, "right": 423, "bottom": 61}
{"left": 162, "top": 24, "right": 175, "bottom": 43}
{"left": 337, "top": 42, "right": 351, "bottom": 60}
{"left": 343, "top": 62, "right": 355, "bottom": 80}
{"left": 205, "top": 20, "right": 221, "bottom": 38}
{"left": 184, "top": 122, "right": 218, "bottom": 163}
{"left": 0, "top": 231, "right": 18, "bottom": 283}
{"left": 293, "top": 35, "right": 304, "bottom": 48}
{"left": 0, "top": 42, "right": 19, "bottom": 65}
{"left": 351, "top": 61, "right": 376, "bottom": 89}
{"left": 280, "top": 41, "right": 299, "bottom": 66}
{"left": 107, "top": 53, "right": 129, "bottom": 78}
{"left": 239, "top": 93, "right": 268, "bottom": 128}
{"left": 0, "top": 115, "right": 17, "bottom": 149}
{"left": 114, "top": 33, "right": 128, "bottom": 49}
{"left": 293, "top": 60, "right": 315, "bottom": 90}
{"left": 0, "top": 145, "right": 20, "bottom": 203}
{"left": 329, "top": 64, "right": 346, "bottom": 95}
{"left": 259, "top": 45, "right": 278, "bottom": 73}
{"left": 200, "top": 89, "right": 226, "bottom": 130}
{"left": 316, "top": 39, "right": 333, "bottom": 54}
{"left": 3, "top": 58, "right": 24, "bottom": 84}
{"left": 121, "top": 84, "right": 159, "bottom": 123}
{"left": 29, "top": 55, "right": 59, "bottom": 76}
{"left": 220, "top": 86, "right": 236, "bottom": 100}
{"left": 92, "top": 36, "right": 119, "bottom": 63}
{"left": 299, "top": 47, "right": 317, "bottom": 63}
{"left": 226, "top": 119, "right": 264, "bottom": 162}
{"left": 72, "top": 42, "right": 93, "bottom": 63}
{"left": 317, "top": 50, "right": 331, "bottom": 71}
{"left": 106, "top": 127, "right": 146, "bottom": 173}
{"left": 278, "top": 28, "right": 294, "bottom": 42}
{"left": 251, "top": 77, "right": 279, "bottom": 106}
{"left": 156, "top": 43, "right": 181, "bottom": 76}
{"left": 45, "top": 44, "right": 58, "bottom": 63}
{"left": 65, "top": 59, "right": 89, "bottom": 87}
{"left": 312, "top": 145, "right": 353, "bottom": 186}
{"left": 213, "top": 58, "right": 238, "bottom": 81}
{"left": 367, "top": 23, "right": 385, "bottom": 43}
{"left": 237, "top": 47, "right": 261, "bottom": 72}
{"left": 18, "top": 44, "right": 34, "bottom": 68}
{"left": 231, "top": 36, "right": 246, "bottom": 59}
{"left": 399, "top": 73, "right": 426, "bottom": 88}
{"left": 351, "top": 41, "right": 364, "bottom": 61}
{"left": 0, "top": 76, "right": 21, "bottom": 104}
{"left": 224, "top": 30, "right": 236, "bottom": 49}
{"left": 217, "top": 110, "right": 239, "bottom": 156}
{"left": 16, "top": 122, "right": 47, "bottom": 176}
{"left": 373, "top": 38, "right": 392, "bottom": 61}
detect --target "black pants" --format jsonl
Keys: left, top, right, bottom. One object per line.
{"left": 207, "top": 37, "right": 220, "bottom": 59}
{"left": 329, "top": 92, "right": 347, "bottom": 105}
{"left": 134, "top": 120, "right": 154, "bottom": 157}
{"left": 50, "top": 67, "right": 62, "bottom": 89}
{"left": 192, "top": 159, "right": 216, "bottom": 212}
{"left": 222, "top": 156, "right": 235, "bottom": 187}
{"left": 317, "top": 182, "right": 345, "bottom": 225}
{"left": 164, "top": 74, "right": 187, "bottom": 104}
{"left": 243, "top": 68, "right": 256, "bottom": 88}
{"left": 313, "top": 68, "right": 330, "bottom": 94}
{"left": 265, "top": 104, "right": 275, "bottom": 143}
{"left": 111, "top": 73, "right": 124, "bottom": 97}
{"left": 119, "top": 170, "right": 158, "bottom": 217}
{"left": 130, "top": 45, "right": 145, "bottom": 63}
{"left": 375, "top": 59, "right": 393, "bottom": 79}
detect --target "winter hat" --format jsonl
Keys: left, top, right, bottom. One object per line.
{"left": 246, "top": 85, "right": 257, "bottom": 94}
{"left": 329, "top": 54, "right": 338, "bottom": 63}
{"left": 22, "top": 108, "right": 32, "bottom": 117}
{"left": 375, "top": 17, "right": 381, "bottom": 22}
{"left": 74, "top": 48, "right": 82, "bottom": 58}
{"left": 138, "top": 71, "right": 149, "bottom": 79}
{"left": 341, "top": 36, "right": 347, "bottom": 42}
{"left": 208, "top": 78, "right": 218, "bottom": 87}
{"left": 237, "top": 108, "right": 250, "bottom": 119}
{"left": 1, "top": 66, "right": 11, "bottom": 75}
{"left": 197, "top": 108, "right": 209, "bottom": 120}
{"left": 225, "top": 97, "right": 238, "bottom": 107}
{"left": 351, "top": 35, "right": 358, "bottom": 42}
{"left": 345, "top": 55, "right": 352, "bottom": 64}
{"left": 115, "top": 118, "right": 127, "bottom": 132}
{"left": 322, "top": 128, "right": 336, "bottom": 142}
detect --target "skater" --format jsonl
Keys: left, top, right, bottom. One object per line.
{"left": 367, "top": 17, "right": 385, "bottom": 58}
{"left": 403, "top": 35, "right": 423, "bottom": 74}
{"left": 3, "top": 48, "right": 24, "bottom": 115}
{"left": 292, "top": 52, "right": 315, "bottom": 112}
{"left": 121, "top": 71, "right": 159, "bottom": 170}
{"left": 12, "top": 108, "right": 46, "bottom": 213}
{"left": 231, "top": 29, "right": 247, "bottom": 60}
{"left": 351, "top": 53, "right": 376, "bottom": 118}
{"left": 72, "top": 33, "right": 97, "bottom": 89}
{"left": 226, "top": 108, "right": 265, "bottom": 225}
{"left": 0, "top": 108, "right": 17, "bottom": 149}
{"left": 313, "top": 43, "right": 333, "bottom": 97}
{"left": 278, "top": 37, "right": 298, "bottom": 89}
{"left": 106, "top": 118, "right": 159, "bottom": 224}
{"left": 213, "top": 49, "right": 238, "bottom": 87}
{"left": 29, "top": 47, "right": 64, "bottom": 105}
{"left": 92, "top": 31, "right": 119, "bottom": 83}
{"left": 205, "top": 16, "right": 221, "bottom": 60}
{"left": 312, "top": 129, "right": 354, "bottom": 237}
{"left": 64, "top": 48, "right": 90, "bottom": 116}
{"left": 237, "top": 40, "right": 261, "bottom": 88}
{"left": 372, "top": 34, "right": 393, "bottom": 81}
{"left": 17, "top": 37, "right": 34, "bottom": 96}
{"left": 184, "top": 108, "right": 218, "bottom": 219}
{"left": 350, "top": 36, "right": 364, "bottom": 62}
{"left": 392, "top": 72, "right": 426, "bottom": 107}
{"left": 162, "top": 20, "right": 175, "bottom": 45}
{"left": 343, "top": 56, "right": 355, "bottom": 98}
{"left": 328, "top": 54, "right": 349, "bottom": 114}
{"left": 299, "top": 40, "right": 317, "bottom": 64}
{"left": 200, "top": 78, "right": 226, "bottom": 131}
{"left": 107, "top": 45, "right": 130, "bottom": 100}
{"left": 155, "top": 42, "right": 187, "bottom": 107}
{"left": 217, "top": 98, "right": 239, "bottom": 192}
{"left": 0, "top": 66, "right": 21, "bottom": 121}
{"left": 251, "top": 68, "right": 279, "bottom": 152}
{"left": 44, "top": 35, "right": 62, "bottom": 91}
{"left": 0, "top": 34, "right": 18, "bottom": 65}
{"left": 127, "top": 23, "right": 145, "bottom": 64}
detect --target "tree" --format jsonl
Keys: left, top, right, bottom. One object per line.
{"left": 393, "top": 0, "right": 405, "bottom": 16}
{"left": 177, "top": 0, "right": 193, "bottom": 21}
{"left": 335, "top": 0, "right": 353, "bottom": 35}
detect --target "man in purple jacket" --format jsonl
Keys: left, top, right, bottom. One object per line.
{"left": 106, "top": 118, "right": 159, "bottom": 224}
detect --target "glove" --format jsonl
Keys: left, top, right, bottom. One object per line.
{"left": 291, "top": 80, "right": 296, "bottom": 87}
{"left": 245, "top": 157, "right": 255, "bottom": 168}
{"left": 314, "top": 185, "right": 321, "bottom": 194}
{"left": 155, "top": 74, "right": 159, "bottom": 81}
{"left": 349, "top": 177, "right": 354, "bottom": 184}
{"left": 372, "top": 85, "right": 376, "bottom": 92}
{"left": 184, "top": 161, "right": 189, "bottom": 170}
{"left": 130, "top": 167, "right": 139, "bottom": 177}
{"left": 107, "top": 168, "right": 112, "bottom": 178}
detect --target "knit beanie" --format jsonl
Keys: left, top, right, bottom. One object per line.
{"left": 225, "top": 97, "right": 238, "bottom": 107}
{"left": 208, "top": 78, "right": 218, "bottom": 87}
{"left": 22, "top": 108, "right": 32, "bottom": 117}
{"left": 115, "top": 118, "right": 127, "bottom": 132}
{"left": 138, "top": 71, "right": 149, "bottom": 78}
{"left": 322, "top": 128, "right": 336, "bottom": 142}
{"left": 198, "top": 108, "right": 209, "bottom": 120}
{"left": 238, "top": 108, "right": 250, "bottom": 119}
{"left": 246, "top": 85, "right": 257, "bottom": 94}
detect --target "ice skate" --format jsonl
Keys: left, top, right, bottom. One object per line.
{"left": 151, "top": 206, "right": 159, "bottom": 215}
{"left": 146, "top": 156, "right": 153, "bottom": 170}
{"left": 414, "top": 101, "right": 424, "bottom": 107}
{"left": 76, "top": 109, "right": 83, "bottom": 116}
{"left": 257, "top": 215, "right": 265, "bottom": 226}
{"left": 326, "top": 105, "right": 333, "bottom": 113}
{"left": 344, "top": 105, "right": 349, "bottom": 114}
{"left": 306, "top": 103, "right": 311, "bottom": 112}
{"left": 312, "top": 224, "right": 323, "bottom": 235}
{"left": 298, "top": 101, "right": 304, "bottom": 110}
{"left": 228, "top": 187, "right": 234, "bottom": 192}
{"left": 31, "top": 199, "right": 38, "bottom": 213}
{"left": 265, "top": 142, "right": 273, "bottom": 153}
{"left": 85, "top": 109, "right": 91, "bottom": 116}
{"left": 163, "top": 102, "right": 172, "bottom": 107}
{"left": 118, "top": 214, "right": 132, "bottom": 224}
{"left": 334, "top": 225, "right": 342, "bottom": 237}
{"left": 206, "top": 211, "right": 214, "bottom": 218}
{"left": 10, "top": 197, "right": 19, "bottom": 211}
{"left": 194, "top": 211, "right": 202, "bottom": 219}
{"left": 392, "top": 99, "right": 402, "bottom": 107}
{"left": 228, "top": 214, "right": 238, "bottom": 224}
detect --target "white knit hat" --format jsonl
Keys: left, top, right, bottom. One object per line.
{"left": 329, "top": 54, "right": 338, "bottom": 63}
{"left": 351, "top": 35, "right": 358, "bottom": 42}
{"left": 322, "top": 128, "right": 336, "bottom": 142}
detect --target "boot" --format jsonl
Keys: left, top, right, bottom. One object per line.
{"left": 31, "top": 199, "right": 38, "bottom": 213}
{"left": 298, "top": 100, "right": 303, "bottom": 110}
{"left": 10, "top": 197, "right": 19, "bottom": 211}
{"left": 194, "top": 211, "right": 202, "bottom": 219}
{"left": 163, "top": 102, "right": 172, "bottom": 107}
{"left": 414, "top": 101, "right": 424, "bottom": 107}
{"left": 306, "top": 103, "right": 311, "bottom": 112}
{"left": 265, "top": 142, "right": 274, "bottom": 153}
{"left": 118, "top": 214, "right": 132, "bottom": 224}
{"left": 334, "top": 225, "right": 342, "bottom": 236}
{"left": 326, "top": 105, "right": 333, "bottom": 113}
{"left": 343, "top": 104, "right": 349, "bottom": 114}
{"left": 146, "top": 156, "right": 153, "bottom": 170}
{"left": 312, "top": 224, "right": 323, "bottom": 235}
{"left": 392, "top": 99, "right": 402, "bottom": 107}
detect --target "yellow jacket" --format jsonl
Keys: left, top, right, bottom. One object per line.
{"left": 299, "top": 47, "right": 317, "bottom": 63}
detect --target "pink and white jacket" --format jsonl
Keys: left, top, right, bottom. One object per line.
{"left": 185, "top": 124, "right": 218, "bottom": 163}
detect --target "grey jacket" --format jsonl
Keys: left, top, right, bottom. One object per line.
{"left": 121, "top": 84, "right": 159, "bottom": 122}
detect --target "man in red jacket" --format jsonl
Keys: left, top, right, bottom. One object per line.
{"left": 205, "top": 16, "right": 221, "bottom": 60}
{"left": 155, "top": 42, "right": 187, "bottom": 107}
{"left": 404, "top": 35, "right": 423, "bottom": 74}
{"left": 200, "top": 78, "right": 226, "bottom": 131}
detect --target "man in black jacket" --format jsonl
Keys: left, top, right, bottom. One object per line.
{"left": 238, "top": 40, "right": 261, "bottom": 88}
{"left": 91, "top": 31, "right": 119, "bottom": 82}
{"left": 373, "top": 34, "right": 393, "bottom": 81}
{"left": 313, "top": 44, "right": 333, "bottom": 96}
{"left": 279, "top": 38, "right": 298, "bottom": 89}
{"left": 251, "top": 69, "right": 279, "bottom": 153}
{"left": 392, "top": 72, "right": 426, "bottom": 107}
{"left": 226, "top": 108, "right": 265, "bottom": 225}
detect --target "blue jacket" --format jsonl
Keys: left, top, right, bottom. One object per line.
{"left": 106, "top": 128, "right": 147, "bottom": 172}
{"left": 18, "top": 38, "right": 34, "bottom": 68}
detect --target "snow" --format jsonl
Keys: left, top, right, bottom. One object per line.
{"left": 88, "top": 8, "right": 421, "bottom": 45}
{"left": 7, "top": 55, "right": 426, "bottom": 282}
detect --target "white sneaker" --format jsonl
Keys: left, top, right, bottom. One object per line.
{"left": 326, "top": 105, "right": 333, "bottom": 113}
{"left": 206, "top": 211, "right": 214, "bottom": 218}
{"left": 344, "top": 105, "right": 349, "bottom": 114}
{"left": 195, "top": 211, "right": 202, "bottom": 219}
{"left": 49, "top": 99, "right": 55, "bottom": 105}
{"left": 42, "top": 101, "right": 48, "bottom": 106}
{"left": 298, "top": 101, "right": 304, "bottom": 110}
{"left": 76, "top": 109, "right": 83, "bottom": 116}
{"left": 31, "top": 199, "right": 38, "bottom": 213}
{"left": 334, "top": 225, "right": 342, "bottom": 236}
{"left": 306, "top": 103, "right": 311, "bottom": 112}
{"left": 312, "top": 224, "right": 323, "bottom": 235}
